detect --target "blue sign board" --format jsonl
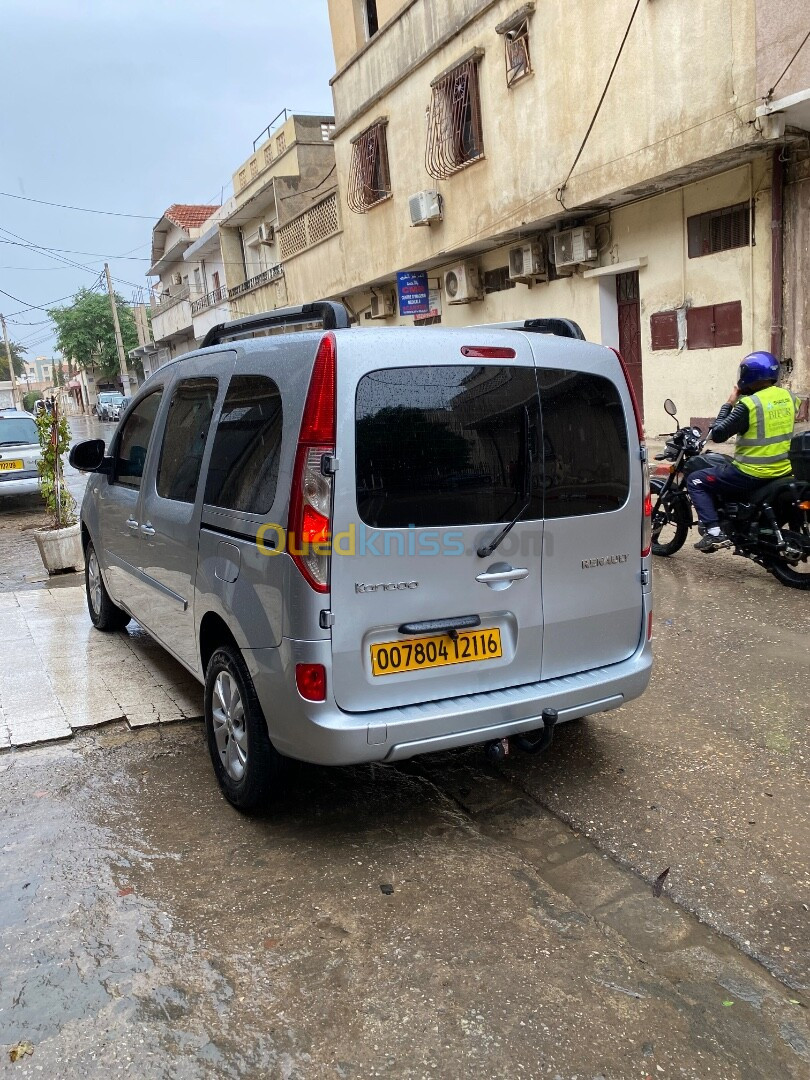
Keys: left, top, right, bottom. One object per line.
{"left": 397, "top": 270, "right": 430, "bottom": 316}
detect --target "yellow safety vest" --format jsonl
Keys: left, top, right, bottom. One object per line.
{"left": 734, "top": 386, "right": 800, "bottom": 478}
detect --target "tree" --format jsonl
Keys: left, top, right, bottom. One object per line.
{"left": 48, "top": 288, "right": 138, "bottom": 378}
{"left": 0, "top": 338, "right": 26, "bottom": 381}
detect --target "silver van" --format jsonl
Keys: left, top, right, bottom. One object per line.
{"left": 70, "top": 303, "right": 652, "bottom": 809}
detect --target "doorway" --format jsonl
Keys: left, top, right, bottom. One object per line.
{"left": 616, "top": 270, "right": 643, "bottom": 416}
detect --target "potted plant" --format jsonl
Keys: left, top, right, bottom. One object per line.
{"left": 33, "top": 403, "right": 83, "bottom": 574}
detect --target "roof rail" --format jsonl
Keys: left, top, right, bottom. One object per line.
{"left": 200, "top": 301, "right": 351, "bottom": 348}
{"left": 477, "top": 318, "right": 586, "bottom": 340}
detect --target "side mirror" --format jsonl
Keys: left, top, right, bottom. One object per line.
{"left": 69, "top": 439, "right": 107, "bottom": 473}
{"left": 663, "top": 398, "right": 677, "bottom": 418}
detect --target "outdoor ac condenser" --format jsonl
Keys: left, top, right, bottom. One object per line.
{"left": 508, "top": 242, "right": 548, "bottom": 283}
{"left": 409, "top": 190, "right": 443, "bottom": 226}
{"left": 552, "top": 227, "right": 598, "bottom": 270}
{"left": 443, "top": 263, "right": 483, "bottom": 304}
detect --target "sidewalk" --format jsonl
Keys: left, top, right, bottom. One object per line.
{"left": 0, "top": 587, "right": 202, "bottom": 749}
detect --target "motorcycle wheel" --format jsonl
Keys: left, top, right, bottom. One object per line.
{"left": 769, "top": 532, "right": 810, "bottom": 589}
{"left": 650, "top": 481, "right": 691, "bottom": 557}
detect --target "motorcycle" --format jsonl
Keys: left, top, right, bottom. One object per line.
{"left": 650, "top": 398, "right": 810, "bottom": 590}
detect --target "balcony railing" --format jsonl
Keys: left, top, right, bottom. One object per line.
{"left": 190, "top": 284, "right": 229, "bottom": 315}
{"left": 151, "top": 283, "right": 192, "bottom": 315}
{"left": 228, "top": 264, "right": 284, "bottom": 299}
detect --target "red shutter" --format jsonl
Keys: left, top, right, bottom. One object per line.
{"left": 686, "top": 305, "right": 715, "bottom": 350}
{"left": 713, "top": 301, "right": 743, "bottom": 347}
{"left": 650, "top": 311, "right": 678, "bottom": 350}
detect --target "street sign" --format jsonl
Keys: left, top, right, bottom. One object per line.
{"left": 397, "top": 271, "right": 430, "bottom": 316}
{"left": 414, "top": 288, "right": 442, "bottom": 323}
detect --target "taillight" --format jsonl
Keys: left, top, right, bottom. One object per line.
{"left": 296, "top": 663, "right": 326, "bottom": 702}
{"left": 610, "top": 347, "right": 651, "bottom": 558}
{"left": 288, "top": 333, "right": 336, "bottom": 592}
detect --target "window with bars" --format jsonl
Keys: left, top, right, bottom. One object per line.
{"left": 348, "top": 120, "right": 391, "bottom": 213}
{"left": 687, "top": 202, "right": 751, "bottom": 258}
{"left": 496, "top": 5, "right": 534, "bottom": 86}
{"left": 483, "top": 267, "right": 515, "bottom": 293}
{"left": 426, "top": 51, "right": 485, "bottom": 180}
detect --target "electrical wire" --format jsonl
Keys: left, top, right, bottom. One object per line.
{"left": 0, "top": 238, "right": 150, "bottom": 261}
{"left": 0, "top": 191, "right": 156, "bottom": 219}
{"left": 766, "top": 28, "right": 810, "bottom": 99}
{"left": 557, "top": 0, "right": 642, "bottom": 208}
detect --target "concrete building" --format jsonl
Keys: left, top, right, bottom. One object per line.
{"left": 21, "top": 355, "right": 54, "bottom": 396}
{"left": 218, "top": 111, "right": 338, "bottom": 319}
{"left": 289, "top": 0, "right": 810, "bottom": 434}
{"left": 147, "top": 204, "right": 220, "bottom": 366}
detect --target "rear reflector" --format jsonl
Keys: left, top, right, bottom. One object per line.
{"left": 296, "top": 663, "right": 326, "bottom": 702}
{"left": 460, "top": 346, "right": 516, "bottom": 359}
{"left": 647, "top": 610, "right": 654, "bottom": 641}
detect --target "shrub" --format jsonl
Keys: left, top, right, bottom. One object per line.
{"left": 35, "top": 409, "right": 77, "bottom": 529}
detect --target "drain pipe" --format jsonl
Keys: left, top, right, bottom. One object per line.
{"left": 770, "top": 147, "right": 785, "bottom": 359}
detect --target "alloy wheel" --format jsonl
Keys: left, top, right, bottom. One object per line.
{"left": 211, "top": 670, "right": 248, "bottom": 781}
{"left": 87, "top": 549, "right": 102, "bottom": 616}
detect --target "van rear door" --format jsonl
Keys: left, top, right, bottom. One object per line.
{"left": 533, "top": 342, "right": 644, "bottom": 680}
{"left": 329, "top": 329, "right": 544, "bottom": 713}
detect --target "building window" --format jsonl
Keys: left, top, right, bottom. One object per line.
{"left": 348, "top": 120, "right": 391, "bottom": 213}
{"left": 686, "top": 301, "right": 743, "bottom": 350}
{"left": 650, "top": 311, "right": 679, "bottom": 351}
{"left": 426, "top": 50, "right": 485, "bottom": 180}
{"left": 365, "top": 0, "right": 379, "bottom": 38}
{"left": 483, "top": 267, "right": 515, "bottom": 293}
{"left": 276, "top": 131, "right": 287, "bottom": 155}
{"left": 687, "top": 202, "right": 751, "bottom": 258}
{"left": 321, "top": 122, "right": 335, "bottom": 142}
{"left": 496, "top": 6, "right": 534, "bottom": 86}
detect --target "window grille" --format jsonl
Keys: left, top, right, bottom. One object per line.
{"left": 264, "top": 145, "right": 274, "bottom": 166}
{"left": 308, "top": 193, "right": 339, "bottom": 244}
{"left": 426, "top": 52, "right": 485, "bottom": 180}
{"left": 687, "top": 203, "right": 751, "bottom": 258}
{"left": 238, "top": 168, "right": 247, "bottom": 190}
{"left": 276, "top": 131, "right": 287, "bottom": 155}
{"left": 279, "top": 216, "right": 307, "bottom": 259}
{"left": 504, "top": 20, "right": 531, "bottom": 85}
{"left": 348, "top": 121, "right": 391, "bottom": 213}
{"left": 250, "top": 159, "right": 258, "bottom": 179}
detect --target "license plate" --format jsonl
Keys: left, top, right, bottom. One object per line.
{"left": 0, "top": 460, "right": 23, "bottom": 471}
{"left": 370, "top": 628, "right": 503, "bottom": 676}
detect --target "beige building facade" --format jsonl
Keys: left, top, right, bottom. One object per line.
{"left": 288, "top": 0, "right": 810, "bottom": 435}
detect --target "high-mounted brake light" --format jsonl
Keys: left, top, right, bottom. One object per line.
{"left": 288, "top": 333, "right": 336, "bottom": 593}
{"left": 460, "top": 346, "right": 516, "bottom": 359}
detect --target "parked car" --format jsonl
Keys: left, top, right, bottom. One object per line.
{"left": 97, "top": 392, "right": 125, "bottom": 421}
{"left": 0, "top": 409, "right": 42, "bottom": 498}
{"left": 111, "top": 396, "right": 130, "bottom": 422}
{"left": 70, "top": 302, "right": 652, "bottom": 810}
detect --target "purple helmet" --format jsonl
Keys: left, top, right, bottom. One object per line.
{"left": 738, "top": 351, "right": 779, "bottom": 390}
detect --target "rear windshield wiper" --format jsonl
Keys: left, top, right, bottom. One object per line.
{"left": 0, "top": 440, "right": 27, "bottom": 446}
{"left": 477, "top": 406, "right": 533, "bottom": 559}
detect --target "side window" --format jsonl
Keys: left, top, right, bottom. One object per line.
{"left": 114, "top": 391, "right": 164, "bottom": 490}
{"left": 205, "top": 376, "right": 283, "bottom": 515}
{"left": 156, "top": 378, "right": 218, "bottom": 504}
{"left": 537, "top": 369, "right": 629, "bottom": 518}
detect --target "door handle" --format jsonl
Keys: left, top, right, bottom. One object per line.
{"left": 140, "top": 522, "right": 156, "bottom": 536}
{"left": 126, "top": 517, "right": 139, "bottom": 531}
{"left": 476, "top": 567, "right": 529, "bottom": 584}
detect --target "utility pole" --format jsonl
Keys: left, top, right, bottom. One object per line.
{"left": 104, "top": 263, "right": 131, "bottom": 396}
{"left": 0, "top": 313, "right": 21, "bottom": 410}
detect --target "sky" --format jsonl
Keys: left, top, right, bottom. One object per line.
{"left": 0, "top": 0, "right": 335, "bottom": 360}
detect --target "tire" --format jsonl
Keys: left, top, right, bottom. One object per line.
{"left": 204, "top": 644, "right": 284, "bottom": 811}
{"left": 769, "top": 534, "right": 810, "bottom": 590}
{"left": 651, "top": 481, "right": 691, "bottom": 557}
{"left": 85, "top": 540, "right": 131, "bottom": 630}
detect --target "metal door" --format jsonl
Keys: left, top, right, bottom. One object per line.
{"left": 617, "top": 270, "right": 643, "bottom": 417}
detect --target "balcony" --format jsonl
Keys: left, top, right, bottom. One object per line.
{"left": 228, "top": 264, "right": 284, "bottom": 299}
{"left": 191, "top": 284, "right": 229, "bottom": 315}
{"left": 151, "top": 284, "right": 197, "bottom": 343}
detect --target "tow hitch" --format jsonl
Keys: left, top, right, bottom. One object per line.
{"left": 484, "top": 708, "right": 559, "bottom": 761}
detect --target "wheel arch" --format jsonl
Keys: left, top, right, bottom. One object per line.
{"left": 199, "top": 611, "right": 241, "bottom": 675}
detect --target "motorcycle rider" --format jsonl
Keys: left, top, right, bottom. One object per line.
{"left": 687, "top": 351, "right": 801, "bottom": 552}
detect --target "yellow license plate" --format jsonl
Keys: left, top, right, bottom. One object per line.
{"left": 0, "top": 460, "right": 23, "bottom": 471}
{"left": 371, "top": 628, "right": 502, "bottom": 676}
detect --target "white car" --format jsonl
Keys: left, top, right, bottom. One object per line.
{"left": 0, "top": 409, "right": 42, "bottom": 498}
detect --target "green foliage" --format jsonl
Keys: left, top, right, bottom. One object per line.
{"left": 48, "top": 288, "right": 138, "bottom": 378}
{"left": 23, "top": 390, "right": 42, "bottom": 412}
{"left": 52, "top": 361, "right": 66, "bottom": 388}
{"left": 35, "top": 409, "right": 77, "bottom": 529}
{"left": 0, "top": 338, "right": 26, "bottom": 380}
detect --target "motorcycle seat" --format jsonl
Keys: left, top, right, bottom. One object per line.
{"left": 749, "top": 476, "right": 799, "bottom": 507}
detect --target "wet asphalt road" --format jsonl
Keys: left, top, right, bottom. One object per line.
{"left": 0, "top": 420, "right": 808, "bottom": 1076}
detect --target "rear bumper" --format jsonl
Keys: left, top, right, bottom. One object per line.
{"left": 0, "top": 473, "right": 40, "bottom": 497}
{"left": 245, "top": 595, "right": 653, "bottom": 766}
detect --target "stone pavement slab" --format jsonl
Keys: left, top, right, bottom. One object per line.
{"left": 0, "top": 586, "right": 203, "bottom": 749}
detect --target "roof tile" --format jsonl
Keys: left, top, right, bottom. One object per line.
{"left": 163, "top": 204, "right": 219, "bottom": 230}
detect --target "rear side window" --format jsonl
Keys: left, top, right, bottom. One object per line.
{"left": 115, "top": 391, "right": 163, "bottom": 489}
{"left": 355, "top": 365, "right": 542, "bottom": 528}
{"left": 157, "top": 378, "right": 218, "bottom": 504}
{"left": 205, "top": 375, "right": 283, "bottom": 514}
{"left": 537, "top": 368, "right": 629, "bottom": 517}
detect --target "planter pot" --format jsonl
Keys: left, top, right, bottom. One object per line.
{"left": 34, "top": 523, "right": 84, "bottom": 575}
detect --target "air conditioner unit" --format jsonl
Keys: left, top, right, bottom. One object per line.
{"left": 171, "top": 272, "right": 183, "bottom": 286}
{"left": 508, "top": 242, "right": 548, "bottom": 284}
{"left": 443, "top": 263, "right": 483, "bottom": 305}
{"left": 552, "top": 227, "right": 598, "bottom": 270}
{"left": 258, "top": 222, "right": 275, "bottom": 244}
{"left": 369, "top": 290, "right": 396, "bottom": 319}
{"left": 409, "top": 189, "right": 443, "bottom": 227}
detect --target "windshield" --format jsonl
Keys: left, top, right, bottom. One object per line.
{"left": 100, "top": 393, "right": 124, "bottom": 404}
{"left": 0, "top": 417, "right": 38, "bottom": 445}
